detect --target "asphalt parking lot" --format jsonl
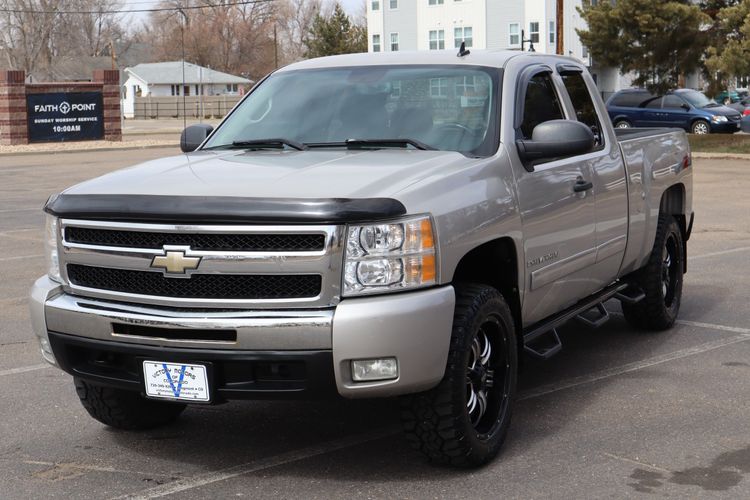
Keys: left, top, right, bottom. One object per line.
{"left": 1, "top": 148, "right": 749, "bottom": 499}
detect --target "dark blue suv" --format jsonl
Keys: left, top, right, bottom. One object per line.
{"left": 606, "top": 88, "right": 741, "bottom": 134}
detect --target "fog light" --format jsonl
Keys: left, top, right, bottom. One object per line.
{"left": 39, "top": 337, "right": 52, "bottom": 354}
{"left": 351, "top": 358, "right": 398, "bottom": 382}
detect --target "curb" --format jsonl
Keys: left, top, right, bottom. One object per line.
{"left": 0, "top": 144, "right": 179, "bottom": 157}
{"left": 692, "top": 152, "right": 750, "bottom": 160}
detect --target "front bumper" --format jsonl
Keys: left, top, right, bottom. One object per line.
{"left": 30, "top": 276, "right": 455, "bottom": 400}
{"left": 710, "top": 120, "right": 741, "bottom": 133}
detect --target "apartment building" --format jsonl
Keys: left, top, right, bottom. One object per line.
{"left": 366, "top": 0, "right": 633, "bottom": 96}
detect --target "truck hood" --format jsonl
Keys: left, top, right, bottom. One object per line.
{"left": 63, "top": 149, "right": 474, "bottom": 201}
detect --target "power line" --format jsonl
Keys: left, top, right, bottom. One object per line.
{"left": 0, "top": 0, "right": 275, "bottom": 15}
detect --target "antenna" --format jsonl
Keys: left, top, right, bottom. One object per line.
{"left": 457, "top": 41, "right": 471, "bottom": 57}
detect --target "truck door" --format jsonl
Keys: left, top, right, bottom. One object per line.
{"left": 559, "top": 67, "right": 629, "bottom": 290}
{"left": 512, "top": 68, "right": 599, "bottom": 325}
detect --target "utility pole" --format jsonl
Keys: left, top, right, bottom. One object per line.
{"left": 556, "top": 0, "right": 564, "bottom": 55}
{"left": 274, "top": 24, "right": 279, "bottom": 69}
{"left": 177, "top": 8, "right": 187, "bottom": 131}
{"left": 108, "top": 39, "right": 117, "bottom": 70}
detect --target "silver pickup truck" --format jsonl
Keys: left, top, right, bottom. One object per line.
{"left": 30, "top": 50, "right": 693, "bottom": 467}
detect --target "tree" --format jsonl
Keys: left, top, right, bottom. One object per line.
{"left": 0, "top": 0, "right": 127, "bottom": 78}
{"left": 704, "top": 0, "right": 750, "bottom": 92}
{"left": 577, "top": 0, "right": 710, "bottom": 94}
{"left": 141, "top": 0, "right": 279, "bottom": 80}
{"left": 304, "top": 2, "right": 366, "bottom": 58}
{"left": 277, "top": 0, "right": 322, "bottom": 64}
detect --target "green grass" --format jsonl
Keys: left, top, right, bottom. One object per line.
{"left": 688, "top": 133, "right": 750, "bottom": 154}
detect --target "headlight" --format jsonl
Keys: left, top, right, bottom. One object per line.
{"left": 45, "top": 215, "right": 62, "bottom": 283}
{"left": 711, "top": 115, "right": 728, "bottom": 123}
{"left": 344, "top": 215, "right": 436, "bottom": 296}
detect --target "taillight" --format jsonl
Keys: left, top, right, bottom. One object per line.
{"left": 743, "top": 109, "right": 750, "bottom": 116}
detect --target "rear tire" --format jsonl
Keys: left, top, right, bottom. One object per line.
{"left": 400, "top": 284, "right": 518, "bottom": 467}
{"left": 622, "top": 214, "right": 684, "bottom": 330}
{"left": 614, "top": 119, "right": 631, "bottom": 129}
{"left": 691, "top": 120, "right": 710, "bottom": 135}
{"left": 75, "top": 378, "right": 186, "bottom": 430}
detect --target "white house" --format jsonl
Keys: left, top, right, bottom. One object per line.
{"left": 366, "top": 0, "right": 634, "bottom": 97}
{"left": 122, "top": 61, "right": 252, "bottom": 118}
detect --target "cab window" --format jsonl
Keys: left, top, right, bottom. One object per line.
{"left": 561, "top": 72, "right": 603, "bottom": 146}
{"left": 520, "top": 73, "right": 564, "bottom": 139}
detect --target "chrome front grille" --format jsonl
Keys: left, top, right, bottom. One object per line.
{"left": 65, "top": 226, "right": 326, "bottom": 252}
{"left": 59, "top": 219, "right": 344, "bottom": 309}
{"left": 67, "top": 265, "right": 322, "bottom": 299}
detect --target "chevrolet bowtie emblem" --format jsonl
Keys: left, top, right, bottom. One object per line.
{"left": 151, "top": 249, "right": 201, "bottom": 275}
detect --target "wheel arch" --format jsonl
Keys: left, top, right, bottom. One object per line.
{"left": 612, "top": 115, "right": 632, "bottom": 126}
{"left": 450, "top": 237, "right": 522, "bottom": 350}
{"left": 690, "top": 117, "right": 710, "bottom": 132}
{"left": 659, "top": 183, "right": 688, "bottom": 272}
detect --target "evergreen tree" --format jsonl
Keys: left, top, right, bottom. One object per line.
{"left": 704, "top": 0, "right": 750, "bottom": 92}
{"left": 577, "top": 0, "right": 709, "bottom": 94}
{"left": 304, "top": 3, "right": 367, "bottom": 58}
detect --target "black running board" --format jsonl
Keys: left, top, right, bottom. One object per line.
{"left": 522, "top": 282, "right": 628, "bottom": 360}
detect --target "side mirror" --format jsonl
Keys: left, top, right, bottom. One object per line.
{"left": 516, "top": 120, "right": 595, "bottom": 167}
{"left": 180, "top": 124, "right": 214, "bottom": 152}
{"left": 681, "top": 103, "right": 691, "bottom": 111}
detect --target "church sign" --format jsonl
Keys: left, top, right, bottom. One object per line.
{"left": 26, "top": 92, "right": 105, "bottom": 142}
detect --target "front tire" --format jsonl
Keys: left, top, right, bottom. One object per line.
{"left": 75, "top": 378, "right": 186, "bottom": 430}
{"left": 691, "top": 119, "right": 710, "bottom": 135}
{"left": 622, "top": 214, "right": 684, "bottom": 330}
{"left": 400, "top": 284, "right": 518, "bottom": 467}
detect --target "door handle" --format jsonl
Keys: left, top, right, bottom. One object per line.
{"left": 573, "top": 178, "right": 594, "bottom": 192}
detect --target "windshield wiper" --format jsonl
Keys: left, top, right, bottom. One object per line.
{"left": 214, "top": 138, "right": 308, "bottom": 151}
{"left": 702, "top": 102, "right": 720, "bottom": 108}
{"left": 306, "top": 138, "right": 436, "bottom": 151}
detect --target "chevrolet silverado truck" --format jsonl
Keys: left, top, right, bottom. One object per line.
{"left": 30, "top": 50, "right": 693, "bottom": 467}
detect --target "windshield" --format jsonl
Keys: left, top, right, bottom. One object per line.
{"left": 680, "top": 90, "right": 713, "bottom": 108}
{"left": 204, "top": 65, "right": 499, "bottom": 156}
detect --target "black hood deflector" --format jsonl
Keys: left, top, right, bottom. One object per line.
{"left": 44, "top": 194, "right": 407, "bottom": 224}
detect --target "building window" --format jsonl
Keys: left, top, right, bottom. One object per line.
{"left": 389, "top": 0, "right": 397, "bottom": 8}
{"left": 454, "top": 26, "right": 473, "bottom": 48}
{"left": 390, "top": 81, "right": 401, "bottom": 98}
{"left": 428, "top": 0, "right": 443, "bottom": 5}
{"left": 371, "top": 0, "right": 379, "bottom": 10}
{"left": 582, "top": 45, "right": 589, "bottom": 58}
{"left": 171, "top": 84, "right": 180, "bottom": 96}
{"left": 529, "top": 22, "right": 539, "bottom": 44}
{"left": 372, "top": 34, "right": 381, "bottom": 52}
{"left": 455, "top": 76, "right": 476, "bottom": 96}
{"left": 509, "top": 23, "right": 520, "bottom": 46}
{"left": 225, "top": 84, "right": 238, "bottom": 93}
{"left": 429, "top": 30, "right": 445, "bottom": 50}
{"left": 430, "top": 78, "right": 448, "bottom": 97}
{"left": 549, "top": 21, "right": 555, "bottom": 44}
{"left": 390, "top": 33, "right": 399, "bottom": 51}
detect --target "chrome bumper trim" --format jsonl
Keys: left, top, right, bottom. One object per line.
{"left": 45, "top": 294, "right": 334, "bottom": 350}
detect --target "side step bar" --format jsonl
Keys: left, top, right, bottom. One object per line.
{"left": 522, "top": 282, "right": 628, "bottom": 360}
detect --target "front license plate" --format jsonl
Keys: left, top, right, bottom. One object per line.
{"left": 143, "top": 361, "right": 210, "bottom": 402}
